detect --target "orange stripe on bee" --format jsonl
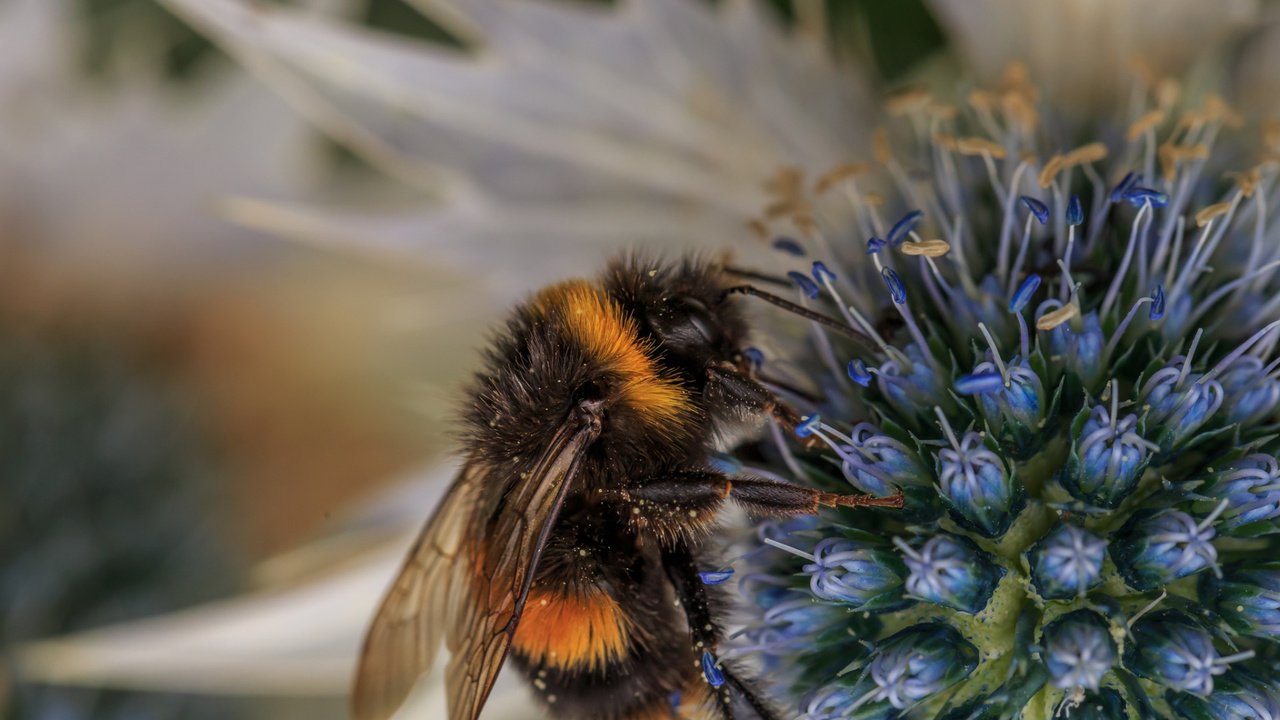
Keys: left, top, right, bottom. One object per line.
{"left": 533, "top": 280, "right": 690, "bottom": 430}
{"left": 511, "top": 587, "right": 632, "bottom": 671}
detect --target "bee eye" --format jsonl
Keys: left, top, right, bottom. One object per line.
{"left": 689, "top": 312, "right": 717, "bottom": 344}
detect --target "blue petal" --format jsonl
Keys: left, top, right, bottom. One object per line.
{"left": 1009, "top": 274, "right": 1042, "bottom": 313}
{"left": 955, "top": 372, "right": 1005, "bottom": 394}
{"left": 812, "top": 261, "right": 837, "bottom": 283}
{"left": 701, "top": 651, "right": 725, "bottom": 687}
{"left": 788, "top": 271, "right": 820, "bottom": 299}
{"left": 772, "top": 236, "right": 805, "bottom": 256}
{"left": 699, "top": 569, "right": 735, "bottom": 585}
{"left": 887, "top": 210, "right": 924, "bottom": 246}
{"left": 1067, "top": 195, "right": 1085, "bottom": 226}
{"left": 1149, "top": 285, "right": 1166, "bottom": 320}
{"left": 1021, "top": 196, "right": 1050, "bottom": 224}
{"left": 881, "top": 268, "right": 907, "bottom": 304}
{"left": 848, "top": 358, "right": 873, "bottom": 387}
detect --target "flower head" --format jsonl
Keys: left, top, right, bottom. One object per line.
{"left": 732, "top": 54, "right": 1280, "bottom": 718}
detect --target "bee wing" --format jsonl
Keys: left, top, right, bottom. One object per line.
{"left": 352, "top": 409, "right": 602, "bottom": 720}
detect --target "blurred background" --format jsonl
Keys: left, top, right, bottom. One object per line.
{"left": 2, "top": 0, "right": 1276, "bottom": 718}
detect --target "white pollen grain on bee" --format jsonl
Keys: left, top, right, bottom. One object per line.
{"left": 533, "top": 679, "right": 547, "bottom": 690}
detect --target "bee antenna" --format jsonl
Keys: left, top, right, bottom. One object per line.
{"left": 719, "top": 265, "right": 792, "bottom": 288}
{"left": 720, "top": 284, "right": 870, "bottom": 343}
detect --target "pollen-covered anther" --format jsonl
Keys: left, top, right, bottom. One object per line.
{"left": 812, "top": 162, "right": 870, "bottom": 194}
{"left": 1159, "top": 142, "right": 1210, "bottom": 182}
{"left": 1038, "top": 154, "right": 1066, "bottom": 188}
{"left": 884, "top": 88, "right": 932, "bottom": 116}
{"left": 1036, "top": 303, "right": 1078, "bottom": 331}
{"left": 1126, "top": 109, "right": 1165, "bottom": 141}
{"left": 1195, "top": 201, "right": 1232, "bottom": 227}
{"left": 1063, "top": 142, "right": 1108, "bottom": 167}
{"left": 899, "top": 239, "right": 950, "bottom": 257}
{"left": 955, "top": 136, "right": 1007, "bottom": 158}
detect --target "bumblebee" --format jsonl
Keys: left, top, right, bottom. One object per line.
{"left": 353, "top": 255, "right": 900, "bottom": 720}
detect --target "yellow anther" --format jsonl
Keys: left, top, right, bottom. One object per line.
{"left": 1204, "top": 94, "right": 1244, "bottom": 129}
{"left": 1036, "top": 304, "right": 1079, "bottom": 331}
{"left": 900, "top": 239, "right": 951, "bottom": 257}
{"left": 1001, "top": 92, "right": 1039, "bottom": 131}
{"left": 863, "top": 192, "right": 885, "bottom": 207}
{"left": 1126, "top": 110, "right": 1165, "bottom": 142}
{"left": 1194, "top": 202, "right": 1231, "bottom": 227}
{"left": 885, "top": 88, "right": 932, "bottom": 116}
{"left": 967, "top": 89, "right": 996, "bottom": 112}
{"left": 763, "top": 167, "right": 803, "bottom": 197}
{"left": 1263, "top": 119, "right": 1280, "bottom": 150}
{"left": 1158, "top": 143, "right": 1209, "bottom": 183}
{"left": 956, "top": 137, "right": 1007, "bottom": 158}
{"left": 746, "top": 218, "right": 769, "bottom": 241}
{"left": 1063, "top": 142, "right": 1108, "bottom": 167}
{"left": 927, "top": 102, "right": 958, "bottom": 121}
{"left": 1233, "top": 167, "right": 1262, "bottom": 199}
{"left": 1038, "top": 154, "right": 1066, "bottom": 188}
{"left": 932, "top": 133, "right": 958, "bottom": 152}
{"left": 813, "top": 162, "right": 870, "bottom": 194}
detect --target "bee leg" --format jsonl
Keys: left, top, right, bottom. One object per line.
{"left": 662, "top": 542, "right": 781, "bottom": 720}
{"left": 726, "top": 476, "right": 904, "bottom": 516}
{"left": 613, "top": 471, "right": 734, "bottom": 540}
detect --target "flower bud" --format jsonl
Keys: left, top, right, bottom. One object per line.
{"left": 1125, "top": 610, "right": 1232, "bottom": 696}
{"left": 1203, "top": 562, "right": 1280, "bottom": 640}
{"left": 1041, "top": 610, "right": 1116, "bottom": 692}
{"left": 1038, "top": 307, "right": 1104, "bottom": 387}
{"left": 877, "top": 343, "right": 949, "bottom": 421}
{"left": 970, "top": 359, "right": 1044, "bottom": 433}
{"left": 1166, "top": 668, "right": 1280, "bottom": 720}
{"left": 899, "top": 534, "right": 1005, "bottom": 614}
{"left": 849, "top": 623, "right": 979, "bottom": 711}
{"left": 1193, "top": 455, "right": 1280, "bottom": 534}
{"left": 1141, "top": 357, "right": 1224, "bottom": 449}
{"left": 1065, "top": 403, "right": 1155, "bottom": 507}
{"left": 937, "top": 432, "right": 1021, "bottom": 537}
{"left": 803, "top": 538, "right": 907, "bottom": 611}
{"left": 1111, "top": 508, "right": 1219, "bottom": 591}
{"left": 1218, "top": 356, "right": 1280, "bottom": 425}
{"left": 840, "top": 422, "right": 931, "bottom": 496}
{"left": 1027, "top": 523, "right": 1107, "bottom": 600}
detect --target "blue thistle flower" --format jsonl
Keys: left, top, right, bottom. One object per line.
{"left": 934, "top": 423, "right": 1021, "bottom": 537}
{"left": 802, "top": 537, "right": 907, "bottom": 611}
{"left": 1027, "top": 523, "right": 1107, "bottom": 599}
{"left": 1192, "top": 454, "right": 1280, "bottom": 534}
{"left": 1203, "top": 563, "right": 1280, "bottom": 640}
{"left": 1166, "top": 668, "right": 1280, "bottom": 720}
{"left": 1218, "top": 356, "right": 1280, "bottom": 425}
{"left": 1064, "top": 398, "right": 1157, "bottom": 508}
{"left": 846, "top": 623, "right": 978, "bottom": 712}
{"left": 1141, "top": 347, "right": 1225, "bottom": 449}
{"left": 838, "top": 422, "right": 931, "bottom": 497}
{"left": 1111, "top": 507, "right": 1222, "bottom": 591}
{"left": 1125, "top": 610, "right": 1253, "bottom": 696}
{"left": 1041, "top": 610, "right": 1116, "bottom": 692}
{"left": 897, "top": 534, "right": 1004, "bottom": 614}
{"left": 731, "top": 67, "right": 1280, "bottom": 718}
